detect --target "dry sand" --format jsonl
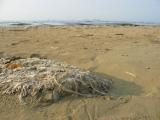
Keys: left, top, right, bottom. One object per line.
{"left": 0, "top": 25, "right": 160, "bottom": 120}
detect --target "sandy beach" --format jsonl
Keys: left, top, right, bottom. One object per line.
{"left": 0, "top": 25, "right": 160, "bottom": 120}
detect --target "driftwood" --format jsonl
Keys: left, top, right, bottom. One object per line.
{"left": 0, "top": 57, "right": 112, "bottom": 104}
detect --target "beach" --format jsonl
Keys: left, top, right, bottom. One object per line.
{"left": 0, "top": 25, "right": 160, "bottom": 120}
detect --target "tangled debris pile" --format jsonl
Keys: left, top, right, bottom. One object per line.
{"left": 0, "top": 57, "right": 112, "bottom": 104}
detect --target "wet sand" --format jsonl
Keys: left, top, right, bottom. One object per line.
{"left": 0, "top": 25, "right": 160, "bottom": 120}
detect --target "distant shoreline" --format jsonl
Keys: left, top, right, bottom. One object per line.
{"left": 0, "top": 20, "right": 160, "bottom": 27}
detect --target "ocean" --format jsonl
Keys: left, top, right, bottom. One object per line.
{"left": 0, "top": 20, "right": 160, "bottom": 27}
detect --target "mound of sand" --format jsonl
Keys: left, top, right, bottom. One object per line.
{"left": 0, "top": 56, "right": 112, "bottom": 104}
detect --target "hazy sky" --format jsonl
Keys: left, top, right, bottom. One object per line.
{"left": 0, "top": 0, "right": 160, "bottom": 22}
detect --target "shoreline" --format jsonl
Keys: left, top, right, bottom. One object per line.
{"left": 1, "top": 20, "right": 160, "bottom": 28}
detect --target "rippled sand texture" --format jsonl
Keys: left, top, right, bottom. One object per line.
{"left": 0, "top": 25, "right": 160, "bottom": 120}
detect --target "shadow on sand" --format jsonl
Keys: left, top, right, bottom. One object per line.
{"left": 34, "top": 72, "right": 143, "bottom": 108}
{"left": 95, "top": 72, "right": 143, "bottom": 96}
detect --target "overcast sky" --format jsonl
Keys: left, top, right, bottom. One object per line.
{"left": 0, "top": 0, "right": 160, "bottom": 22}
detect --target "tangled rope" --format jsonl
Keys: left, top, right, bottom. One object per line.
{"left": 0, "top": 57, "right": 112, "bottom": 104}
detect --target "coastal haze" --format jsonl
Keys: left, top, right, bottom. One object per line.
{"left": 0, "top": 0, "right": 160, "bottom": 23}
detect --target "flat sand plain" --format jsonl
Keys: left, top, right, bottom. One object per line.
{"left": 0, "top": 25, "right": 160, "bottom": 120}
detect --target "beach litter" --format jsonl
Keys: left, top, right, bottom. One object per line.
{"left": 125, "top": 72, "right": 136, "bottom": 78}
{"left": 0, "top": 57, "right": 112, "bottom": 104}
